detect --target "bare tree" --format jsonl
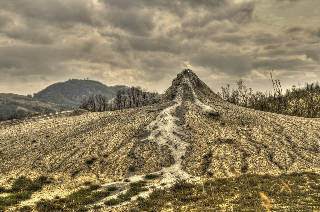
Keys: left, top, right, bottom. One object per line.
{"left": 80, "top": 87, "right": 160, "bottom": 112}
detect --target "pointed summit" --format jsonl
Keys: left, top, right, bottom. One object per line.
{"left": 164, "top": 69, "right": 221, "bottom": 102}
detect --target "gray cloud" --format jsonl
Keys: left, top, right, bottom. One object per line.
{"left": 181, "top": 1, "right": 255, "bottom": 28}
{"left": 128, "top": 36, "right": 182, "bottom": 54}
{"left": 0, "top": 45, "right": 70, "bottom": 75}
{"left": 191, "top": 49, "right": 253, "bottom": 76}
{"left": 104, "top": 8, "right": 155, "bottom": 36}
{"left": 0, "top": 0, "right": 99, "bottom": 27}
{"left": 253, "top": 58, "right": 309, "bottom": 71}
{"left": 286, "top": 26, "right": 320, "bottom": 39}
{"left": 306, "top": 50, "right": 320, "bottom": 62}
{"left": 102, "top": 0, "right": 228, "bottom": 14}
{"left": 0, "top": 0, "right": 320, "bottom": 94}
{"left": 0, "top": 13, "right": 12, "bottom": 28}
{"left": 2, "top": 26, "right": 54, "bottom": 45}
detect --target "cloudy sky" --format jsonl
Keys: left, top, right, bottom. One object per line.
{"left": 0, "top": 0, "right": 320, "bottom": 95}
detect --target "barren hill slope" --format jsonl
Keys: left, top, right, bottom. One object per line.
{"left": 1, "top": 69, "right": 320, "bottom": 211}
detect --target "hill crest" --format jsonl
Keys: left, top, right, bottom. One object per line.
{"left": 164, "top": 69, "right": 221, "bottom": 102}
{"left": 33, "top": 79, "right": 127, "bottom": 109}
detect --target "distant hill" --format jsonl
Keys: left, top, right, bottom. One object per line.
{"left": 0, "top": 93, "right": 58, "bottom": 121}
{"left": 33, "top": 79, "right": 127, "bottom": 109}
{"left": 0, "top": 79, "right": 127, "bottom": 122}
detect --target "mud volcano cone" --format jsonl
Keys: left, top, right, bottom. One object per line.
{"left": 169, "top": 69, "right": 320, "bottom": 178}
{"left": 164, "top": 69, "right": 221, "bottom": 102}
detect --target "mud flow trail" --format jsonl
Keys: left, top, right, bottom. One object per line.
{"left": 89, "top": 75, "right": 216, "bottom": 210}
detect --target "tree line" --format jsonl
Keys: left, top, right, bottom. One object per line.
{"left": 80, "top": 86, "right": 161, "bottom": 112}
{"left": 218, "top": 73, "right": 320, "bottom": 118}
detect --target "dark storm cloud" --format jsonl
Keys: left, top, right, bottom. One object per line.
{"left": 258, "top": 26, "right": 320, "bottom": 62}
{"left": 0, "top": 45, "right": 70, "bottom": 76}
{"left": 306, "top": 50, "right": 320, "bottom": 62}
{"left": 0, "top": 0, "right": 98, "bottom": 27}
{"left": 276, "top": 0, "right": 300, "bottom": 2}
{"left": 252, "top": 32, "right": 286, "bottom": 46}
{"left": 191, "top": 49, "right": 253, "bottom": 76}
{"left": 101, "top": 0, "right": 254, "bottom": 35}
{"left": 286, "top": 26, "right": 320, "bottom": 39}
{"left": 102, "top": 0, "right": 228, "bottom": 12}
{"left": 128, "top": 36, "right": 182, "bottom": 54}
{"left": 104, "top": 8, "right": 155, "bottom": 36}
{"left": 3, "top": 26, "right": 54, "bottom": 45}
{"left": 0, "top": 13, "right": 12, "bottom": 28}
{"left": 0, "top": 0, "right": 320, "bottom": 94}
{"left": 253, "top": 58, "right": 308, "bottom": 71}
{"left": 180, "top": 1, "right": 255, "bottom": 28}
{"left": 212, "top": 34, "right": 247, "bottom": 45}
{"left": 137, "top": 53, "right": 182, "bottom": 81}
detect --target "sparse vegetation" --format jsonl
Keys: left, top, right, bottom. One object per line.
{"left": 0, "top": 187, "right": 6, "bottom": 193}
{"left": 104, "top": 198, "right": 121, "bottom": 206}
{"left": 35, "top": 183, "right": 113, "bottom": 211}
{"left": 88, "top": 184, "right": 101, "bottom": 191}
{"left": 218, "top": 73, "right": 320, "bottom": 118}
{"left": 104, "top": 180, "right": 148, "bottom": 206}
{"left": 18, "top": 205, "right": 32, "bottom": 212}
{"left": 107, "top": 186, "right": 118, "bottom": 192}
{"left": 71, "top": 170, "right": 80, "bottom": 178}
{"left": 0, "top": 176, "right": 51, "bottom": 211}
{"left": 85, "top": 157, "right": 97, "bottom": 165}
{"left": 133, "top": 172, "right": 320, "bottom": 211}
{"left": 80, "top": 86, "right": 161, "bottom": 112}
{"left": 144, "top": 173, "right": 161, "bottom": 180}
{"left": 83, "top": 181, "right": 92, "bottom": 186}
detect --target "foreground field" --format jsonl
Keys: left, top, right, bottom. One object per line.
{"left": 1, "top": 172, "right": 320, "bottom": 211}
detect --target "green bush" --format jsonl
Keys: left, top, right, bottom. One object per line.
{"left": 0, "top": 191, "right": 31, "bottom": 207}
{"left": 36, "top": 186, "right": 111, "bottom": 211}
{"left": 88, "top": 184, "right": 101, "bottom": 191}
{"left": 104, "top": 180, "right": 149, "bottom": 206}
{"left": 0, "top": 176, "right": 51, "bottom": 210}
{"left": 18, "top": 205, "right": 32, "bottom": 212}
{"left": 107, "top": 186, "right": 118, "bottom": 192}
{"left": 11, "top": 176, "right": 40, "bottom": 192}
{"left": 0, "top": 187, "right": 6, "bottom": 194}
{"left": 104, "top": 198, "right": 121, "bottom": 206}
{"left": 144, "top": 174, "right": 161, "bottom": 180}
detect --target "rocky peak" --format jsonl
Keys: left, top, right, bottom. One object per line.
{"left": 172, "top": 69, "right": 200, "bottom": 87}
{"left": 164, "top": 69, "right": 219, "bottom": 102}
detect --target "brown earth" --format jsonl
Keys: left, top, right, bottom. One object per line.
{"left": 1, "top": 69, "right": 320, "bottom": 211}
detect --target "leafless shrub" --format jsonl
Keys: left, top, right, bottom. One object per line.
{"left": 218, "top": 73, "right": 320, "bottom": 118}
{"left": 80, "top": 87, "right": 161, "bottom": 112}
